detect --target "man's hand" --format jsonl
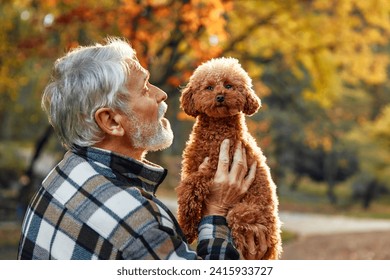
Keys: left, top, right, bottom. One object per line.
{"left": 244, "top": 224, "right": 268, "bottom": 260}
{"left": 203, "top": 139, "right": 257, "bottom": 216}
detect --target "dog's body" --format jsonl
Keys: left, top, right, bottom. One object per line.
{"left": 177, "top": 58, "right": 282, "bottom": 259}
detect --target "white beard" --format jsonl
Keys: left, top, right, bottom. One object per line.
{"left": 127, "top": 102, "right": 174, "bottom": 152}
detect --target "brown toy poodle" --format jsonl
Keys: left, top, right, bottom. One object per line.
{"left": 176, "top": 57, "right": 282, "bottom": 259}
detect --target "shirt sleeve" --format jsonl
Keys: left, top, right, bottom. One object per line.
{"left": 118, "top": 191, "right": 199, "bottom": 260}
{"left": 197, "top": 216, "right": 240, "bottom": 260}
{"left": 119, "top": 192, "right": 239, "bottom": 260}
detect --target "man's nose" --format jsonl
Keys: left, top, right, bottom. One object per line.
{"left": 152, "top": 85, "right": 167, "bottom": 102}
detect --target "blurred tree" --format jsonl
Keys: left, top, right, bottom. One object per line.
{"left": 225, "top": 0, "right": 390, "bottom": 107}
{"left": 349, "top": 104, "right": 390, "bottom": 184}
{"left": 222, "top": 0, "right": 390, "bottom": 204}
{"left": 255, "top": 60, "right": 359, "bottom": 204}
{"left": 347, "top": 104, "right": 390, "bottom": 208}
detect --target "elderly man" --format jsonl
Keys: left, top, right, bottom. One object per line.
{"left": 18, "top": 38, "right": 260, "bottom": 260}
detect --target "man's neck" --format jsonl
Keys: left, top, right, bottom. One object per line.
{"left": 93, "top": 139, "right": 146, "bottom": 161}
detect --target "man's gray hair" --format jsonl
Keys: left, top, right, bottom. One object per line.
{"left": 42, "top": 38, "right": 136, "bottom": 149}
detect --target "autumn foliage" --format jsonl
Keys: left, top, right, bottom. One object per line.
{"left": 1, "top": 0, "right": 390, "bottom": 203}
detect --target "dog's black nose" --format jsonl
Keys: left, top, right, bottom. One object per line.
{"left": 216, "top": 95, "right": 225, "bottom": 103}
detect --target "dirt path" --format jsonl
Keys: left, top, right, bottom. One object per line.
{"left": 280, "top": 211, "right": 390, "bottom": 236}
{"left": 282, "top": 230, "right": 390, "bottom": 259}
{"left": 279, "top": 212, "right": 390, "bottom": 259}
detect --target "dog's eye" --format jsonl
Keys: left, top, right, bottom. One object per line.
{"left": 224, "top": 84, "right": 233, "bottom": 89}
{"left": 206, "top": 86, "right": 214, "bottom": 91}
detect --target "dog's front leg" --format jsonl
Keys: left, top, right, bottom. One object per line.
{"left": 177, "top": 171, "right": 213, "bottom": 243}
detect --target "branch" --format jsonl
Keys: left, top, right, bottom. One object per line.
{"left": 223, "top": 14, "right": 275, "bottom": 53}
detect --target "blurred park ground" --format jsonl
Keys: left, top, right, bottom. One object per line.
{"left": 1, "top": 0, "right": 390, "bottom": 259}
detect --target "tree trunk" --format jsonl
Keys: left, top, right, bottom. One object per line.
{"left": 17, "top": 125, "right": 54, "bottom": 216}
{"left": 324, "top": 152, "right": 338, "bottom": 205}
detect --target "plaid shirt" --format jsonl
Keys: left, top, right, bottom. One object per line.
{"left": 18, "top": 147, "right": 239, "bottom": 260}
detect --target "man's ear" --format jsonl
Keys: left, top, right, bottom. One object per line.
{"left": 94, "top": 108, "right": 125, "bottom": 136}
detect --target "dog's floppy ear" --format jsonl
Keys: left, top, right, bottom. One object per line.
{"left": 180, "top": 85, "right": 199, "bottom": 117}
{"left": 244, "top": 86, "right": 261, "bottom": 116}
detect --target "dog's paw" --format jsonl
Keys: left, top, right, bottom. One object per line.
{"left": 241, "top": 224, "right": 269, "bottom": 260}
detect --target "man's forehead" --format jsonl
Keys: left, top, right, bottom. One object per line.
{"left": 141, "top": 68, "right": 150, "bottom": 80}
{"left": 137, "top": 68, "right": 150, "bottom": 83}
{"left": 127, "top": 59, "right": 149, "bottom": 79}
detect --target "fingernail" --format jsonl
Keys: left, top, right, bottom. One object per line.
{"left": 223, "top": 139, "right": 230, "bottom": 145}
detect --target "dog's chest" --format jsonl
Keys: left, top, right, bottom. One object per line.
{"left": 188, "top": 117, "right": 245, "bottom": 168}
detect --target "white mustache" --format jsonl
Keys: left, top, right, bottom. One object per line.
{"left": 158, "top": 102, "right": 168, "bottom": 119}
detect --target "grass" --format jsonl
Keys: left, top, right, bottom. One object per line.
{"left": 0, "top": 224, "right": 20, "bottom": 259}
{"left": 278, "top": 176, "right": 390, "bottom": 220}
{"left": 281, "top": 230, "right": 297, "bottom": 244}
{"left": 0, "top": 225, "right": 20, "bottom": 248}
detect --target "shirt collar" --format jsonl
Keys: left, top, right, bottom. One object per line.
{"left": 72, "top": 146, "right": 167, "bottom": 195}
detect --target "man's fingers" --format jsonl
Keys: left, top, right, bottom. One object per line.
{"left": 230, "top": 142, "right": 245, "bottom": 178}
{"left": 257, "top": 228, "right": 268, "bottom": 259}
{"left": 241, "top": 147, "right": 248, "bottom": 177}
{"left": 198, "top": 157, "right": 210, "bottom": 172}
{"left": 244, "top": 225, "right": 268, "bottom": 260}
{"left": 245, "top": 231, "right": 257, "bottom": 260}
{"left": 242, "top": 161, "right": 257, "bottom": 192}
{"left": 216, "top": 139, "right": 230, "bottom": 176}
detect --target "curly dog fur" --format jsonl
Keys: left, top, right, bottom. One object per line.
{"left": 176, "top": 57, "right": 282, "bottom": 259}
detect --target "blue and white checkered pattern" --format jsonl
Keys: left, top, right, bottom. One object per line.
{"left": 18, "top": 147, "right": 239, "bottom": 260}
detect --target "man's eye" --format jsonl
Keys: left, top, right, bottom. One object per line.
{"left": 225, "top": 84, "right": 232, "bottom": 89}
{"left": 206, "top": 86, "right": 214, "bottom": 91}
{"left": 142, "top": 86, "right": 149, "bottom": 95}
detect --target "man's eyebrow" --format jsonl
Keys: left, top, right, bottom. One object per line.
{"left": 143, "top": 70, "right": 150, "bottom": 84}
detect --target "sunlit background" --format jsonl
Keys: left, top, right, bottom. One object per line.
{"left": 1, "top": 0, "right": 390, "bottom": 260}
